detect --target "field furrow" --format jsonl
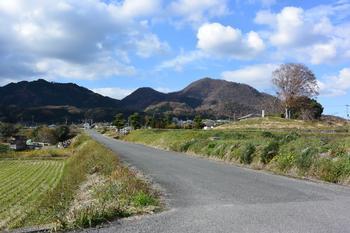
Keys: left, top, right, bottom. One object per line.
{"left": 0, "top": 160, "right": 65, "bottom": 230}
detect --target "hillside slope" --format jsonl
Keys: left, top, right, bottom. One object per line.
{"left": 0, "top": 78, "right": 280, "bottom": 122}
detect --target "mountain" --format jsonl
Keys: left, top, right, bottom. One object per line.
{"left": 0, "top": 79, "right": 122, "bottom": 123}
{"left": 0, "top": 78, "right": 280, "bottom": 123}
{"left": 127, "top": 77, "right": 280, "bottom": 118}
{"left": 0, "top": 79, "right": 120, "bottom": 108}
{"left": 120, "top": 87, "right": 167, "bottom": 111}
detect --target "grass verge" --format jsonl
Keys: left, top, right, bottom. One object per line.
{"left": 123, "top": 129, "right": 350, "bottom": 185}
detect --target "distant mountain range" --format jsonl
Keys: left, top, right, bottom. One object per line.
{"left": 0, "top": 78, "right": 280, "bottom": 123}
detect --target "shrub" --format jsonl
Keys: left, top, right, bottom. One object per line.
{"left": 213, "top": 143, "right": 228, "bottom": 159}
{"left": 240, "top": 143, "right": 256, "bottom": 165}
{"left": 55, "top": 125, "right": 71, "bottom": 142}
{"left": 261, "top": 131, "right": 275, "bottom": 138}
{"left": 179, "top": 140, "right": 196, "bottom": 152}
{"left": 32, "top": 126, "right": 58, "bottom": 144}
{"left": 261, "top": 141, "right": 279, "bottom": 164}
{"left": 132, "top": 191, "right": 158, "bottom": 207}
{"left": 275, "top": 153, "right": 295, "bottom": 172}
{"left": 330, "top": 143, "right": 347, "bottom": 157}
{"left": 316, "top": 158, "right": 342, "bottom": 183}
{"left": 0, "top": 144, "right": 9, "bottom": 153}
{"left": 281, "top": 132, "right": 300, "bottom": 144}
{"left": 296, "top": 147, "right": 317, "bottom": 173}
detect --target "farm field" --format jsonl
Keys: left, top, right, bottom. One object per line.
{"left": 0, "top": 134, "right": 160, "bottom": 231}
{"left": 0, "top": 159, "right": 65, "bottom": 229}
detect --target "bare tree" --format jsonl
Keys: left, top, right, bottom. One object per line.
{"left": 272, "top": 63, "right": 319, "bottom": 119}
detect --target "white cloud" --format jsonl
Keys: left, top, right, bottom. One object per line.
{"left": 157, "top": 22, "right": 266, "bottom": 72}
{"left": 135, "top": 34, "right": 170, "bottom": 58}
{"left": 0, "top": 0, "right": 165, "bottom": 83}
{"left": 248, "top": 0, "right": 276, "bottom": 7}
{"left": 169, "top": 0, "right": 229, "bottom": 27}
{"left": 255, "top": 2, "right": 350, "bottom": 64}
{"left": 92, "top": 87, "right": 135, "bottom": 100}
{"left": 319, "top": 68, "right": 350, "bottom": 96}
{"left": 221, "top": 64, "right": 278, "bottom": 89}
{"left": 156, "top": 50, "right": 206, "bottom": 72}
{"left": 254, "top": 10, "right": 276, "bottom": 25}
{"left": 36, "top": 57, "right": 136, "bottom": 80}
{"left": 197, "top": 23, "right": 265, "bottom": 59}
{"left": 118, "top": 0, "right": 161, "bottom": 18}
{"left": 310, "top": 43, "right": 337, "bottom": 65}
{"left": 269, "top": 7, "right": 307, "bottom": 47}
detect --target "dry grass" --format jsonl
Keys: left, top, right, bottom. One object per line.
{"left": 217, "top": 117, "right": 349, "bottom": 131}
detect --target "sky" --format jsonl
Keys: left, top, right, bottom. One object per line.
{"left": 0, "top": 0, "right": 350, "bottom": 117}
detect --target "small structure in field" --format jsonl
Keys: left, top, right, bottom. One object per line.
{"left": 83, "top": 123, "right": 91, "bottom": 129}
{"left": 9, "top": 136, "right": 27, "bottom": 151}
{"left": 120, "top": 126, "right": 132, "bottom": 135}
{"left": 238, "top": 113, "right": 261, "bottom": 121}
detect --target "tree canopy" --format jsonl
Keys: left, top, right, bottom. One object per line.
{"left": 272, "top": 63, "right": 319, "bottom": 119}
{"left": 128, "top": 113, "right": 141, "bottom": 129}
{"left": 113, "top": 113, "right": 125, "bottom": 130}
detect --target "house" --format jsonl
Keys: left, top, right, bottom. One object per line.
{"left": 9, "top": 136, "right": 27, "bottom": 151}
{"left": 120, "top": 126, "right": 132, "bottom": 135}
{"left": 83, "top": 123, "right": 91, "bottom": 129}
{"left": 202, "top": 119, "right": 216, "bottom": 127}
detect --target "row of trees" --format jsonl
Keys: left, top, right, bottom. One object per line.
{"left": 272, "top": 63, "right": 323, "bottom": 120}
{"left": 113, "top": 113, "right": 204, "bottom": 130}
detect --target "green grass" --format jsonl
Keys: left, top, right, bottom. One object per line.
{"left": 123, "top": 128, "right": 350, "bottom": 185}
{"left": 0, "top": 159, "right": 65, "bottom": 230}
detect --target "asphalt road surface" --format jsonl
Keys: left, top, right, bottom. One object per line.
{"left": 85, "top": 130, "right": 350, "bottom": 233}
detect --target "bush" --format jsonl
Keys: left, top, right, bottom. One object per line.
{"left": 261, "top": 141, "right": 280, "bottom": 164}
{"left": 316, "top": 158, "right": 341, "bottom": 183}
{"left": 281, "top": 132, "right": 300, "bottom": 144}
{"left": 32, "top": 126, "right": 58, "bottom": 144}
{"left": 0, "top": 123, "right": 19, "bottom": 138}
{"left": 296, "top": 147, "right": 317, "bottom": 173}
{"left": 179, "top": 140, "right": 195, "bottom": 152}
{"left": 132, "top": 191, "right": 158, "bottom": 207}
{"left": 330, "top": 143, "right": 347, "bottom": 157}
{"left": 0, "top": 144, "right": 9, "bottom": 153}
{"left": 55, "top": 125, "right": 71, "bottom": 142}
{"left": 275, "top": 153, "right": 295, "bottom": 172}
{"left": 261, "top": 131, "right": 275, "bottom": 138}
{"left": 240, "top": 143, "right": 256, "bottom": 164}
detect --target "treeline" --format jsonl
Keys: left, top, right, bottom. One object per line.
{"left": 112, "top": 113, "right": 204, "bottom": 130}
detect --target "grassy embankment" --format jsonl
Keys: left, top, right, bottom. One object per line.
{"left": 123, "top": 118, "right": 350, "bottom": 185}
{"left": 0, "top": 134, "right": 159, "bottom": 231}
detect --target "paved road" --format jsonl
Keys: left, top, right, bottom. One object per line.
{"left": 86, "top": 130, "right": 350, "bottom": 233}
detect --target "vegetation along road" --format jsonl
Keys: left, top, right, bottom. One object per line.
{"left": 88, "top": 130, "right": 350, "bottom": 233}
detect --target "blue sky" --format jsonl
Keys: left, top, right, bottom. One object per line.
{"left": 0, "top": 0, "right": 350, "bottom": 117}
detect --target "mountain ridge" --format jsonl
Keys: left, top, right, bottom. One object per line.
{"left": 0, "top": 78, "right": 280, "bottom": 123}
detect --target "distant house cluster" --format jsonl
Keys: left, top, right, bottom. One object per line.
{"left": 9, "top": 136, "right": 53, "bottom": 151}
